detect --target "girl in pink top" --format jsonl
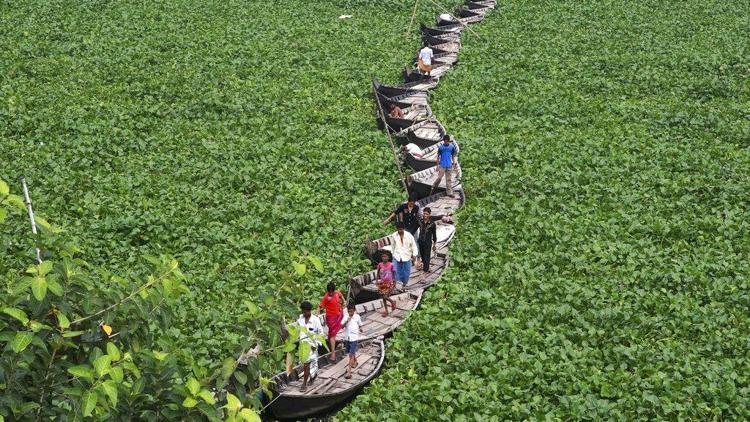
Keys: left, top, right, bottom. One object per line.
{"left": 376, "top": 252, "right": 397, "bottom": 316}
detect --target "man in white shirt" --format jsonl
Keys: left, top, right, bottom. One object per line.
{"left": 391, "top": 222, "right": 418, "bottom": 290}
{"left": 418, "top": 45, "right": 434, "bottom": 76}
{"left": 340, "top": 303, "right": 363, "bottom": 379}
{"left": 295, "top": 301, "right": 323, "bottom": 391}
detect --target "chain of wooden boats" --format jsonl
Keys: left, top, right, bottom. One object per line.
{"left": 268, "top": 338, "right": 385, "bottom": 420}
{"left": 265, "top": 2, "right": 494, "bottom": 418}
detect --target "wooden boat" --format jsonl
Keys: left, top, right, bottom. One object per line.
{"left": 422, "top": 27, "right": 461, "bottom": 44}
{"left": 423, "top": 33, "right": 461, "bottom": 48}
{"left": 420, "top": 23, "right": 462, "bottom": 39}
{"left": 393, "top": 119, "right": 446, "bottom": 148}
{"left": 466, "top": 0, "right": 496, "bottom": 9}
{"left": 375, "top": 108, "right": 432, "bottom": 132}
{"left": 379, "top": 77, "right": 437, "bottom": 93}
{"left": 434, "top": 20, "right": 465, "bottom": 32}
{"left": 267, "top": 338, "right": 385, "bottom": 420}
{"left": 334, "top": 290, "right": 423, "bottom": 341}
{"left": 418, "top": 189, "right": 465, "bottom": 219}
{"left": 403, "top": 138, "right": 461, "bottom": 171}
{"left": 373, "top": 79, "right": 429, "bottom": 106}
{"left": 398, "top": 78, "right": 437, "bottom": 91}
{"left": 455, "top": 9, "right": 485, "bottom": 24}
{"left": 352, "top": 251, "right": 450, "bottom": 302}
{"left": 424, "top": 38, "right": 461, "bottom": 53}
{"left": 415, "top": 50, "right": 459, "bottom": 67}
{"left": 380, "top": 115, "right": 425, "bottom": 133}
{"left": 375, "top": 92, "right": 433, "bottom": 118}
{"left": 407, "top": 165, "right": 463, "bottom": 200}
{"left": 461, "top": 3, "right": 493, "bottom": 14}
{"left": 423, "top": 61, "right": 453, "bottom": 79}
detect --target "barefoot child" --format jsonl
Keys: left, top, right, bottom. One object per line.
{"left": 376, "top": 252, "right": 397, "bottom": 316}
{"left": 340, "top": 303, "right": 363, "bottom": 379}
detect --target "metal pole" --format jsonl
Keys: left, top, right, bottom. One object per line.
{"left": 20, "top": 177, "right": 42, "bottom": 264}
{"left": 372, "top": 81, "right": 410, "bottom": 193}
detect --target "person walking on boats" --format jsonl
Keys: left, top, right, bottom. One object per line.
{"left": 377, "top": 251, "right": 397, "bottom": 316}
{"left": 429, "top": 134, "right": 458, "bottom": 197}
{"left": 340, "top": 303, "right": 363, "bottom": 379}
{"left": 383, "top": 193, "right": 421, "bottom": 236}
{"left": 295, "top": 301, "right": 323, "bottom": 392}
{"left": 417, "top": 207, "right": 438, "bottom": 272}
{"left": 418, "top": 45, "right": 434, "bottom": 76}
{"left": 390, "top": 222, "right": 418, "bottom": 290}
{"left": 318, "top": 282, "right": 346, "bottom": 363}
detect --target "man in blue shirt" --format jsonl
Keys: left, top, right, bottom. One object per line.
{"left": 430, "top": 134, "right": 458, "bottom": 197}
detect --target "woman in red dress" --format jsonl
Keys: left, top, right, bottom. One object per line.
{"left": 319, "top": 282, "right": 346, "bottom": 360}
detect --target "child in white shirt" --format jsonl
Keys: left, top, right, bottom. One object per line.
{"left": 340, "top": 303, "right": 363, "bottom": 379}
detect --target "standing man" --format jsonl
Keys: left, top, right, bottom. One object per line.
{"left": 430, "top": 134, "right": 458, "bottom": 197}
{"left": 390, "top": 222, "right": 418, "bottom": 290}
{"left": 383, "top": 193, "right": 421, "bottom": 236}
{"left": 296, "top": 301, "right": 323, "bottom": 392}
{"left": 417, "top": 207, "right": 438, "bottom": 272}
{"left": 418, "top": 45, "right": 434, "bottom": 76}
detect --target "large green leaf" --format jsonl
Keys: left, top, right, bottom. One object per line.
{"left": 240, "top": 408, "right": 261, "bottom": 422}
{"left": 68, "top": 365, "right": 95, "bottom": 383}
{"left": 93, "top": 355, "right": 112, "bottom": 378}
{"left": 30, "top": 276, "right": 47, "bottom": 301}
{"left": 2, "top": 307, "right": 29, "bottom": 325}
{"left": 106, "top": 342, "right": 121, "bottom": 361}
{"left": 182, "top": 396, "right": 198, "bottom": 408}
{"left": 292, "top": 262, "right": 306, "bottom": 276}
{"left": 10, "top": 331, "right": 33, "bottom": 353}
{"left": 186, "top": 378, "right": 200, "bottom": 396}
{"left": 81, "top": 390, "right": 97, "bottom": 417}
{"left": 223, "top": 393, "right": 241, "bottom": 411}
{"left": 100, "top": 381, "right": 118, "bottom": 407}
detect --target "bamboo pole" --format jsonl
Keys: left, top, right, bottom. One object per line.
{"left": 371, "top": 81, "right": 410, "bottom": 193}
{"left": 405, "top": 0, "right": 420, "bottom": 40}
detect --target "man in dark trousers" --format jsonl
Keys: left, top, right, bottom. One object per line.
{"left": 383, "top": 193, "right": 421, "bottom": 236}
{"left": 417, "top": 207, "right": 438, "bottom": 272}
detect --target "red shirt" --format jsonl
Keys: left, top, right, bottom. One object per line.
{"left": 319, "top": 291, "right": 343, "bottom": 316}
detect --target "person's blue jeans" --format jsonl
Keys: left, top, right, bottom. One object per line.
{"left": 394, "top": 260, "right": 412, "bottom": 285}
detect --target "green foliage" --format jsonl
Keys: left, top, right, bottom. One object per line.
{"left": 0, "top": 182, "right": 265, "bottom": 420}
{"left": 341, "top": 0, "right": 750, "bottom": 420}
